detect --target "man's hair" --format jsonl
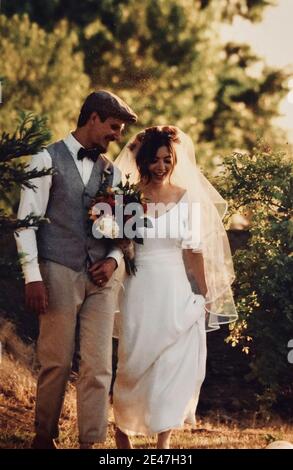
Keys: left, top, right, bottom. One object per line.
{"left": 77, "top": 90, "right": 137, "bottom": 127}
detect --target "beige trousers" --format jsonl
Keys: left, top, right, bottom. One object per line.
{"left": 35, "top": 259, "right": 123, "bottom": 444}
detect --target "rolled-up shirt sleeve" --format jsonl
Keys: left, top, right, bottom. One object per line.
{"left": 106, "top": 247, "right": 124, "bottom": 267}
{"left": 14, "top": 150, "right": 52, "bottom": 284}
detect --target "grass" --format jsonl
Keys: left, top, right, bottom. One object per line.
{"left": 1, "top": 320, "right": 293, "bottom": 449}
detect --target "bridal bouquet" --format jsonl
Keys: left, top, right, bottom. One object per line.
{"left": 89, "top": 172, "right": 151, "bottom": 274}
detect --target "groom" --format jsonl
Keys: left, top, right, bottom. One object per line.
{"left": 15, "top": 91, "right": 137, "bottom": 449}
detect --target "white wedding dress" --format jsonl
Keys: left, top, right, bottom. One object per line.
{"left": 113, "top": 193, "right": 207, "bottom": 435}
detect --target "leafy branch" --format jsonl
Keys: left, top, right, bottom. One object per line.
{"left": 0, "top": 111, "right": 51, "bottom": 162}
{"left": 0, "top": 211, "right": 49, "bottom": 234}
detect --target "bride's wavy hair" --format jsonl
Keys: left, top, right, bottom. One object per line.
{"left": 129, "top": 126, "right": 180, "bottom": 184}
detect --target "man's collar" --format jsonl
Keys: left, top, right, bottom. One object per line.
{"left": 63, "top": 132, "right": 84, "bottom": 157}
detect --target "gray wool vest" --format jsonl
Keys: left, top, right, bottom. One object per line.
{"left": 37, "top": 140, "right": 116, "bottom": 271}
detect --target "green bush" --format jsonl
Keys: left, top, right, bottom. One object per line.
{"left": 218, "top": 142, "right": 293, "bottom": 410}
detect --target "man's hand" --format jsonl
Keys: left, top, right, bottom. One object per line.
{"left": 25, "top": 281, "right": 48, "bottom": 315}
{"left": 88, "top": 258, "right": 117, "bottom": 287}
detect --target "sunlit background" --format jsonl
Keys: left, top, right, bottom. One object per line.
{"left": 221, "top": 0, "right": 293, "bottom": 142}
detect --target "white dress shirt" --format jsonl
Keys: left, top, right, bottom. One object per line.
{"left": 15, "top": 133, "right": 123, "bottom": 284}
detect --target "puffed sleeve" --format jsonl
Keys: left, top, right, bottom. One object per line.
{"left": 180, "top": 198, "right": 203, "bottom": 252}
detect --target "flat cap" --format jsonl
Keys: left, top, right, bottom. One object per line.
{"left": 80, "top": 90, "right": 137, "bottom": 123}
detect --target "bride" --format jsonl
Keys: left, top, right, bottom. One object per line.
{"left": 113, "top": 126, "right": 237, "bottom": 449}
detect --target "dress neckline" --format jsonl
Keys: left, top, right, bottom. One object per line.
{"left": 147, "top": 190, "right": 187, "bottom": 220}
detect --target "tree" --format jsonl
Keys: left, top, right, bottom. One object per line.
{"left": 218, "top": 141, "right": 293, "bottom": 410}
{"left": 199, "top": 42, "right": 289, "bottom": 162}
{"left": 0, "top": 14, "right": 90, "bottom": 139}
{"left": 2, "top": 1, "right": 277, "bottom": 29}
{"left": 0, "top": 112, "right": 52, "bottom": 228}
{"left": 2, "top": 1, "right": 286, "bottom": 164}
{"left": 0, "top": 112, "right": 52, "bottom": 336}
{"left": 200, "top": 0, "right": 278, "bottom": 22}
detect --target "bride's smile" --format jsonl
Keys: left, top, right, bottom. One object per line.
{"left": 148, "top": 146, "right": 173, "bottom": 184}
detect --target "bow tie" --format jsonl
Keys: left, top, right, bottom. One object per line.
{"left": 77, "top": 147, "right": 102, "bottom": 162}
